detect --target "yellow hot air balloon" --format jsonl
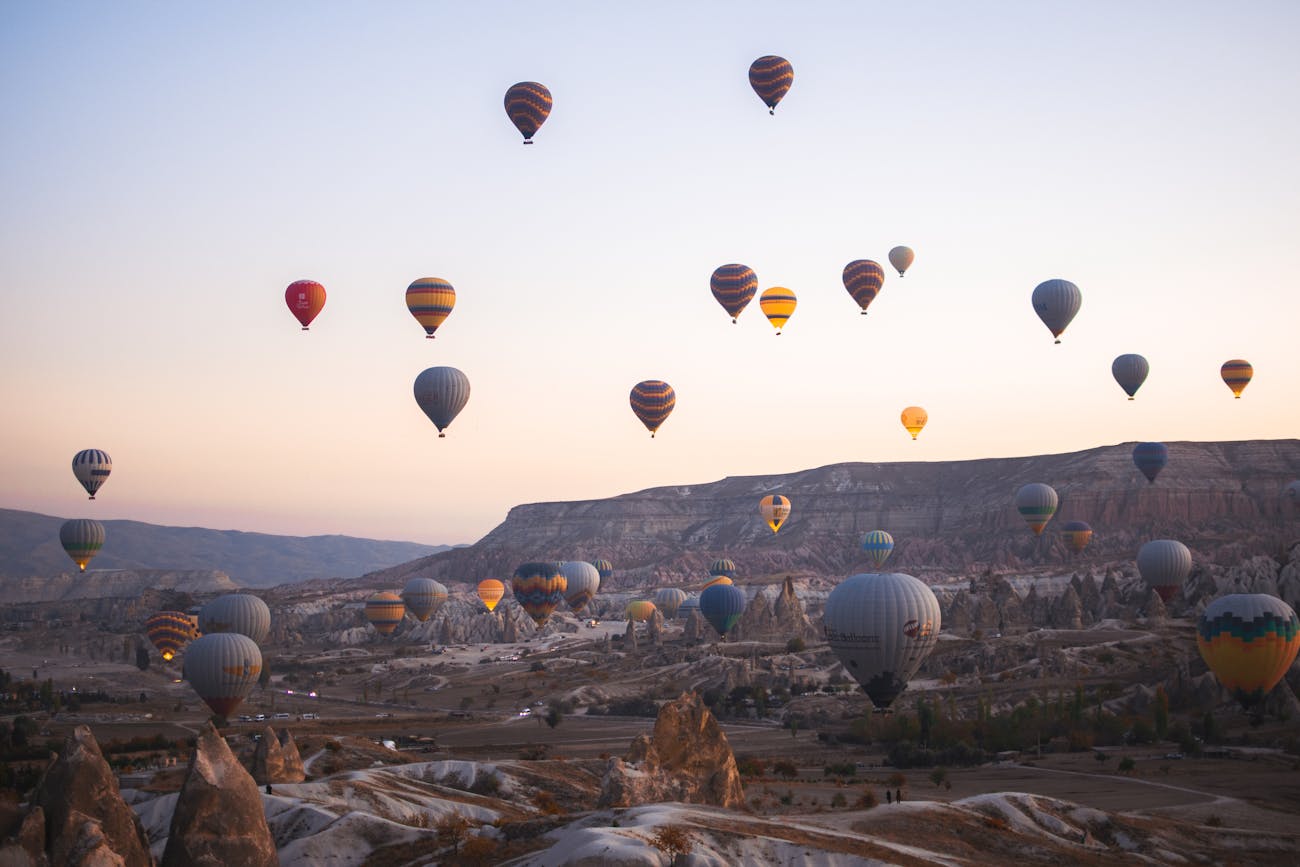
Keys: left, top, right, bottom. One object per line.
{"left": 625, "top": 600, "right": 657, "bottom": 623}
{"left": 364, "top": 592, "right": 406, "bottom": 636}
{"left": 900, "top": 406, "right": 928, "bottom": 440}
{"left": 703, "top": 575, "right": 734, "bottom": 590}
{"left": 477, "top": 579, "right": 506, "bottom": 612}
{"left": 1198, "top": 594, "right": 1299, "bottom": 710}
{"left": 759, "top": 287, "right": 797, "bottom": 335}
{"left": 406, "top": 278, "right": 456, "bottom": 339}
{"left": 759, "top": 494, "right": 791, "bottom": 533}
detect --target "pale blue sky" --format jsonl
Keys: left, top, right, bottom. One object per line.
{"left": 3, "top": 2, "right": 1297, "bottom": 544}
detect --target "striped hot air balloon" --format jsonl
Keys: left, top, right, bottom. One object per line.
{"left": 365, "top": 591, "right": 406, "bottom": 636}
{"left": 843, "top": 260, "right": 885, "bottom": 315}
{"left": 285, "top": 279, "right": 326, "bottom": 330}
{"left": 590, "top": 559, "right": 614, "bottom": 581}
{"left": 504, "top": 81, "right": 552, "bottom": 143}
{"left": 629, "top": 380, "right": 675, "bottom": 437}
{"left": 708, "top": 559, "right": 736, "bottom": 580}
{"left": 401, "top": 577, "right": 448, "bottom": 623}
{"left": 703, "top": 575, "right": 733, "bottom": 589}
{"left": 1014, "top": 483, "right": 1058, "bottom": 535}
{"left": 1198, "top": 594, "right": 1299, "bottom": 710}
{"left": 710, "top": 264, "right": 758, "bottom": 323}
{"left": 759, "top": 287, "right": 797, "bottom": 334}
{"left": 560, "top": 561, "right": 601, "bottom": 614}
{"left": 1060, "top": 520, "right": 1093, "bottom": 554}
{"left": 477, "top": 579, "right": 506, "bottom": 612}
{"left": 1137, "top": 539, "right": 1191, "bottom": 602}
{"left": 199, "top": 594, "right": 271, "bottom": 645}
{"left": 184, "top": 632, "right": 262, "bottom": 718}
{"left": 145, "top": 611, "right": 199, "bottom": 661}
{"left": 414, "top": 366, "right": 470, "bottom": 437}
{"left": 888, "top": 246, "right": 914, "bottom": 277}
{"left": 59, "top": 519, "right": 105, "bottom": 572}
{"left": 1221, "top": 359, "right": 1252, "bottom": 398}
{"left": 759, "top": 494, "right": 791, "bottom": 533}
{"left": 900, "top": 406, "right": 928, "bottom": 441}
{"left": 625, "top": 600, "right": 657, "bottom": 623}
{"left": 406, "top": 278, "right": 456, "bottom": 338}
{"left": 861, "top": 530, "right": 895, "bottom": 568}
{"left": 700, "top": 583, "right": 746, "bottom": 638}
{"left": 1111, "top": 354, "right": 1150, "bottom": 400}
{"left": 71, "top": 449, "right": 112, "bottom": 500}
{"left": 748, "top": 55, "right": 793, "bottom": 114}
{"left": 653, "top": 587, "right": 687, "bottom": 619}
{"left": 512, "top": 562, "right": 567, "bottom": 627}
{"left": 1132, "top": 442, "right": 1169, "bottom": 484}
{"left": 1031, "top": 279, "right": 1082, "bottom": 343}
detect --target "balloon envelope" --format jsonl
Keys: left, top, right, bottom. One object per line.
{"left": 759, "top": 494, "right": 791, "bottom": 533}
{"left": 59, "top": 518, "right": 104, "bottom": 572}
{"left": 145, "top": 611, "right": 199, "bottom": 661}
{"left": 477, "top": 579, "right": 506, "bottom": 612}
{"left": 199, "top": 594, "right": 271, "bottom": 645}
{"left": 653, "top": 587, "right": 688, "bottom": 618}
{"left": 504, "top": 81, "right": 552, "bottom": 142}
{"left": 1137, "top": 540, "right": 1191, "bottom": 602}
{"left": 1014, "top": 483, "right": 1058, "bottom": 535}
{"left": 285, "top": 280, "right": 326, "bottom": 329}
{"left": 184, "top": 632, "right": 262, "bottom": 717}
{"left": 629, "top": 380, "right": 675, "bottom": 436}
{"left": 401, "top": 578, "right": 448, "bottom": 623}
{"left": 708, "top": 559, "right": 736, "bottom": 579}
{"left": 414, "top": 366, "right": 471, "bottom": 436}
{"left": 560, "top": 561, "right": 601, "bottom": 614}
{"left": 759, "top": 287, "right": 797, "bottom": 333}
{"left": 1031, "top": 279, "right": 1082, "bottom": 343}
{"left": 710, "top": 264, "right": 758, "bottom": 322}
{"left": 1132, "top": 442, "right": 1169, "bottom": 484}
{"left": 900, "top": 406, "right": 927, "bottom": 440}
{"left": 590, "top": 559, "right": 614, "bottom": 581}
{"left": 1111, "top": 354, "right": 1149, "bottom": 399}
{"left": 888, "top": 246, "right": 914, "bottom": 277}
{"left": 842, "top": 260, "right": 885, "bottom": 314}
{"left": 512, "top": 562, "right": 567, "bottom": 627}
{"left": 824, "top": 572, "right": 941, "bottom": 710}
{"left": 1198, "top": 594, "right": 1299, "bottom": 710}
{"left": 703, "top": 575, "right": 734, "bottom": 589}
{"left": 861, "top": 530, "right": 895, "bottom": 568}
{"left": 748, "top": 55, "right": 793, "bottom": 113}
{"left": 406, "top": 278, "right": 455, "bottom": 338}
{"left": 625, "top": 600, "right": 657, "bottom": 623}
{"left": 1060, "top": 520, "right": 1093, "bottom": 554}
{"left": 700, "top": 583, "right": 746, "bottom": 637}
{"left": 71, "top": 449, "right": 112, "bottom": 499}
{"left": 679, "top": 595, "right": 701, "bottom": 617}
{"left": 1221, "top": 359, "right": 1252, "bottom": 398}
{"left": 365, "top": 592, "right": 406, "bottom": 635}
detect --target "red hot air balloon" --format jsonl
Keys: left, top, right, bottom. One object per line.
{"left": 504, "top": 82, "right": 552, "bottom": 144}
{"left": 285, "top": 280, "right": 326, "bottom": 330}
{"left": 748, "top": 56, "right": 793, "bottom": 115}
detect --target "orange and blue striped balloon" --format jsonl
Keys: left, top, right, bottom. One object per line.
{"left": 406, "top": 278, "right": 456, "bottom": 338}
{"left": 759, "top": 287, "right": 797, "bottom": 334}
{"left": 843, "top": 260, "right": 885, "bottom": 314}
{"left": 748, "top": 56, "right": 793, "bottom": 114}
{"left": 145, "top": 610, "right": 200, "bottom": 661}
{"left": 504, "top": 81, "right": 552, "bottom": 143}
{"left": 364, "top": 591, "right": 406, "bottom": 636}
{"left": 759, "top": 494, "right": 791, "bottom": 533}
{"left": 1221, "top": 359, "right": 1253, "bottom": 398}
{"left": 630, "top": 380, "right": 676, "bottom": 437}
{"left": 710, "top": 264, "right": 758, "bottom": 323}
{"left": 512, "top": 562, "right": 567, "bottom": 627}
{"left": 1198, "top": 594, "right": 1299, "bottom": 709}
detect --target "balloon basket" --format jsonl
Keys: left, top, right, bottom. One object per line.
{"left": 438, "top": 433, "right": 446, "bottom": 438}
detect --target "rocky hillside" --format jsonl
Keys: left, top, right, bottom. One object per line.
{"left": 362, "top": 439, "right": 1300, "bottom": 589}
{"left": 0, "top": 508, "right": 451, "bottom": 588}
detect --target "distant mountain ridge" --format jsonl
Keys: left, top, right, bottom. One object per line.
{"left": 0, "top": 508, "right": 451, "bottom": 588}
{"left": 357, "top": 439, "right": 1300, "bottom": 590}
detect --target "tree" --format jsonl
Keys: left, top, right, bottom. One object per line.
{"left": 545, "top": 706, "right": 563, "bottom": 729}
{"left": 786, "top": 637, "right": 806, "bottom": 653}
{"left": 1118, "top": 757, "right": 1136, "bottom": 774}
{"left": 259, "top": 658, "right": 272, "bottom": 688}
{"left": 651, "top": 825, "right": 694, "bottom": 866}
{"left": 929, "top": 767, "right": 949, "bottom": 788}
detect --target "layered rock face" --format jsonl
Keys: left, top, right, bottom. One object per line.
{"left": 732, "top": 578, "right": 820, "bottom": 643}
{"left": 248, "top": 727, "right": 305, "bottom": 786}
{"left": 598, "top": 692, "right": 745, "bottom": 809}
{"left": 161, "top": 722, "right": 278, "bottom": 867}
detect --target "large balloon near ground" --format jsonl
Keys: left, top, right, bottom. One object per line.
{"left": 1031, "top": 279, "right": 1081, "bottom": 343}
{"left": 900, "top": 406, "right": 927, "bottom": 441}
{"left": 560, "top": 561, "right": 601, "bottom": 614}
{"left": 414, "top": 366, "right": 471, "bottom": 437}
{"left": 60, "top": 518, "right": 105, "bottom": 572}
{"left": 72, "top": 449, "right": 112, "bottom": 500}
{"left": 861, "top": 530, "right": 895, "bottom": 568}
{"left": 700, "top": 583, "right": 746, "bottom": 637}
{"left": 888, "top": 247, "right": 914, "bottom": 277}
{"left": 406, "top": 278, "right": 456, "bottom": 338}
{"left": 365, "top": 592, "right": 406, "bottom": 635}
{"left": 1198, "top": 594, "right": 1299, "bottom": 710}
{"left": 199, "top": 594, "right": 271, "bottom": 645}
{"left": 710, "top": 264, "right": 758, "bottom": 323}
{"left": 504, "top": 81, "right": 552, "bottom": 143}
{"left": 512, "top": 562, "right": 567, "bottom": 627}
{"left": 1111, "top": 354, "right": 1149, "bottom": 400}
{"left": 748, "top": 55, "right": 793, "bottom": 114}
{"left": 629, "top": 380, "right": 676, "bottom": 437}
{"left": 477, "top": 579, "right": 506, "bottom": 612}
{"left": 1060, "top": 521, "right": 1093, "bottom": 554}
{"left": 1221, "top": 359, "right": 1252, "bottom": 398}
{"left": 759, "top": 494, "right": 791, "bottom": 533}
{"left": 653, "top": 587, "right": 688, "bottom": 619}
{"left": 145, "top": 611, "right": 199, "bottom": 662}
{"left": 285, "top": 280, "right": 326, "bottom": 330}
{"left": 184, "top": 632, "right": 262, "bottom": 717}
{"left": 1137, "top": 539, "right": 1192, "bottom": 602}
{"left": 842, "top": 260, "right": 885, "bottom": 314}
{"left": 759, "top": 287, "right": 797, "bottom": 334}
{"left": 1132, "top": 442, "right": 1169, "bottom": 484}
{"left": 1014, "top": 483, "right": 1058, "bottom": 535}
{"left": 824, "top": 572, "right": 941, "bottom": 710}
{"left": 401, "top": 578, "right": 448, "bottom": 623}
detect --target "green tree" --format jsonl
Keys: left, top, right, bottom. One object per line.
{"left": 929, "top": 767, "right": 949, "bottom": 788}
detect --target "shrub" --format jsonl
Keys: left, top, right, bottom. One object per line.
{"left": 533, "top": 791, "right": 563, "bottom": 814}
{"left": 854, "top": 789, "right": 878, "bottom": 809}
{"left": 831, "top": 792, "right": 847, "bottom": 808}
{"left": 823, "top": 762, "right": 856, "bottom": 779}
{"left": 786, "top": 638, "right": 806, "bottom": 653}
{"left": 929, "top": 767, "right": 948, "bottom": 788}
{"left": 470, "top": 771, "right": 500, "bottom": 796}
{"left": 737, "top": 758, "right": 766, "bottom": 777}
{"left": 1118, "top": 757, "right": 1136, "bottom": 773}
{"left": 651, "top": 825, "right": 694, "bottom": 860}
{"left": 772, "top": 760, "right": 798, "bottom": 779}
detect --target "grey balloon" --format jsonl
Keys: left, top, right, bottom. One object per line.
{"left": 401, "top": 577, "right": 448, "bottom": 622}
{"left": 1111, "top": 353, "right": 1150, "bottom": 399}
{"left": 823, "top": 572, "right": 941, "bottom": 710}
{"left": 199, "top": 593, "right": 271, "bottom": 645}
{"left": 653, "top": 587, "right": 688, "bottom": 619}
{"left": 1137, "top": 539, "right": 1192, "bottom": 599}
{"left": 183, "top": 632, "right": 263, "bottom": 717}
{"left": 560, "top": 561, "right": 601, "bottom": 613}
{"left": 1031, "top": 279, "right": 1082, "bottom": 343}
{"left": 413, "top": 366, "right": 471, "bottom": 437}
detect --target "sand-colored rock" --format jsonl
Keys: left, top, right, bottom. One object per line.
{"left": 276, "top": 730, "right": 305, "bottom": 783}
{"left": 249, "top": 727, "right": 284, "bottom": 786}
{"left": 0, "top": 804, "right": 47, "bottom": 866}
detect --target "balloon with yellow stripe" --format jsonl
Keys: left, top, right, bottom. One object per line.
{"left": 759, "top": 494, "right": 791, "bottom": 533}
{"left": 364, "top": 591, "right": 406, "bottom": 636}
{"left": 759, "top": 287, "right": 797, "bottom": 334}
{"left": 406, "top": 278, "right": 456, "bottom": 338}
{"left": 900, "top": 406, "right": 928, "bottom": 441}
{"left": 1198, "top": 594, "right": 1299, "bottom": 710}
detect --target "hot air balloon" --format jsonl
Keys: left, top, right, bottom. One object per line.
{"left": 401, "top": 578, "right": 448, "bottom": 623}
{"left": 406, "top": 278, "right": 456, "bottom": 338}
{"left": 1286, "top": 480, "right": 1300, "bottom": 505}
{"left": 759, "top": 494, "right": 791, "bottom": 533}
{"left": 703, "top": 575, "right": 734, "bottom": 589}
{"left": 625, "top": 600, "right": 657, "bottom": 623}
{"left": 1137, "top": 539, "right": 1191, "bottom": 602}
{"left": 1198, "top": 594, "right": 1299, "bottom": 710}
{"left": 888, "top": 246, "right": 914, "bottom": 277}
{"left": 365, "top": 592, "right": 406, "bottom": 635}
{"left": 900, "top": 407, "right": 928, "bottom": 441}
{"left": 629, "top": 380, "right": 675, "bottom": 437}
{"left": 560, "top": 561, "right": 601, "bottom": 614}
{"left": 1132, "top": 442, "right": 1168, "bottom": 484}
{"left": 145, "top": 611, "right": 199, "bottom": 662}
{"left": 71, "top": 449, "right": 112, "bottom": 500}
{"left": 1031, "top": 279, "right": 1081, "bottom": 344}
{"left": 653, "top": 587, "right": 688, "bottom": 619}
{"left": 1111, "top": 354, "right": 1149, "bottom": 400}
{"left": 1221, "top": 359, "right": 1252, "bottom": 398}
{"left": 1060, "top": 520, "right": 1093, "bottom": 554}
{"left": 861, "top": 530, "right": 895, "bottom": 568}
{"left": 1014, "top": 483, "right": 1058, "bottom": 535}
{"left": 504, "top": 81, "right": 552, "bottom": 143}
{"left": 477, "top": 579, "right": 506, "bottom": 612}
{"left": 184, "top": 632, "right": 262, "bottom": 718}
{"left": 680, "top": 594, "right": 701, "bottom": 619}
{"left": 748, "top": 55, "right": 793, "bottom": 114}
{"left": 708, "top": 559, "right": 736, "bottom": 580}
{"left": 711, "top": 264, "right": 758, "bottom": 323}
{"left": 759, "top": 287, "right": 796, "bottom": 334}
{"left": 199, "top": 594, "right": 271, "bottom": 645}
{"left": 59, "top": 519, "right": 104, "bottom": 572}
{"left": 285, "top": 279, "right": 326, "bottom": 330}
{"left": 700, "top": 583, "right": 746, "bottom": 638}
{"left": 590, "top": 559, "right": 614, "bottom": 581}
{"left": 414, "top": 366, "right": 470, "bottom": 437}
{"left": 512, "top": 562, "right": 567, "bottom": 627}
{"left": 824, "top": 572, "right": 940, "bottom": 710}
{"left": 842, "top": 260, "right": 885, "bottom": 315}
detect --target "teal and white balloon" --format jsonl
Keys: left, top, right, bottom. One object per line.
{"left": 860, "top": 530, "right": 895, "bottom": 568}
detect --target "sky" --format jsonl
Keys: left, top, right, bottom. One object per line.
{"left": 2, "top": 1, "right": 1298, "bottom": 545}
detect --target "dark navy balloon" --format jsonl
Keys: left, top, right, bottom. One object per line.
{"left": 699, "top": 583, "right": 746, "bottom": 638}
{"left": 1132, "top": 442, "right": 1168, "bottom": 484}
